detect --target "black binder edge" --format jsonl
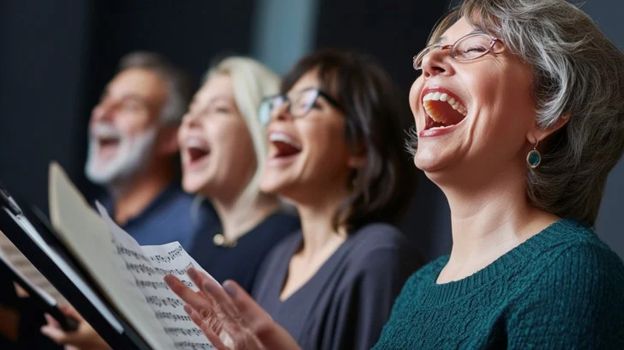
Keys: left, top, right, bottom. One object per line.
{"left": 0, "top": 185, "right": 151, "bottom": 350}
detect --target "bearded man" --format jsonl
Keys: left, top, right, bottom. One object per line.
{"left": 85, "top": 52, "right": 217, "bottom": 249}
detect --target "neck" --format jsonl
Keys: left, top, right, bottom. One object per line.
{"left": 294, "top": 189, "right": 349, "bottom": 259}
{"left": 212, "top": 191, "right": 279, "bottom": 243}
{"left": 437, "top": 167, "right": 558, "bottom": 281}
{"left": 110, "top": 160, "right": 174, "bottom": 225}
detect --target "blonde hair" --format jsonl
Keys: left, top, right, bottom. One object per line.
{"left": 205, "top": 56, "right": 280, "bottom": 206}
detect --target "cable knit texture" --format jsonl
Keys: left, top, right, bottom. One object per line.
{"left": 373, "top": 219, "right": 624, "bottom": 349}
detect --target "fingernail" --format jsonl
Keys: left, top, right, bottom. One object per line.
{"left": 223, "top": 281, "right": 237, "bottom": 297}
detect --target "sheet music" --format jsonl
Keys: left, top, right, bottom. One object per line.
{"left": 0, "top": 229, "right": 66, "bottom": 304}
{"left": 49, "top": 163, "right": 175, "bottom": 350}
{"left": 96, "top": 203, "right": 214, "bottom": 350}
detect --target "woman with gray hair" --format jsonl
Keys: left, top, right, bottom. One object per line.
{"left": 164, "top": 0, "right": 624, "bottom": 349}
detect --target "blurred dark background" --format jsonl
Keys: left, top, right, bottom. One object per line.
{"left": 0, "top": 0, "right": 622, "bottom": 261}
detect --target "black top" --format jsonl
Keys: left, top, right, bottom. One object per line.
{"left": 102, "top": 183, "right": 219, "bottom": 251}
{"left": 252, "top": 223, "right": 419, "bottom": 350}
{"left": 189, "top": 212, "right": 299, "bottom": 292}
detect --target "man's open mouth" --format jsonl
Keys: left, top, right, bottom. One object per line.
{"left": 98, "top": 136, "right": 120, "bottom": 149}
{"left": 422, "top": 90, "right": 467, "bottom": 131}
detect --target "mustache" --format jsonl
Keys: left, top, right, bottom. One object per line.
{"left": 91, "top": 123, "right": 122, "bottom": 139}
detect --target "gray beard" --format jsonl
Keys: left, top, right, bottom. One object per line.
{"left": 84, "top": 127, "right": 158, "bottom": 190}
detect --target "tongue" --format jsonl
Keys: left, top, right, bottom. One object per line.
{"left": 188, "top": 147, "right": 209, "bottom": 162}
{"left": 273, "top": 141, "right": 301, "bottom": 157}
{"left": 99, "top": 138, "right": 119, "bottom": 148}
{"left": 426, "top": 100, "right": 465, "bottom": 126}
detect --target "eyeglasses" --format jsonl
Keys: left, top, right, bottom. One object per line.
{"left": 259, "top": 88, "right": 342, "bottom": 126}
{"left": 412, "top": 32, "right": 502, "bottom": 71}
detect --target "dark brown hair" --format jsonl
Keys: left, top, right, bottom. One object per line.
{"left": 282, "top": 48, "right": 414, "bottom": 231}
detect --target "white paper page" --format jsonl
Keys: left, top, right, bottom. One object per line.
{"left": 48, "top": 162, "right": 175, "bottom": 350}
{"left": 96, "top": 203, "right": 214, "bottom": 350}
{"left": 0, "top": 229, "right": 67, "bottom": 304}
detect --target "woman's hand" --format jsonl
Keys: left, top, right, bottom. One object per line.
{"left": 165, "top": 267, "right": 300, "bottom": 350}
{"left": 40, "top": 304, "right": 110, "bottom": 350}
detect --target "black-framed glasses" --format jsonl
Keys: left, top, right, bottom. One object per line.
{"left": 258, "top": 88, "right": 342, "bottom": 126}
{"left": 412, "top": 32, "right": 502, "bottom": 71}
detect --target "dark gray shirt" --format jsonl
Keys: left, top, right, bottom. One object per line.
{"left": 252, "top": 223, "right": 419, "bottom": 350}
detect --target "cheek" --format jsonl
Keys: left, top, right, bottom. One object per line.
{"left": 304, "top": 123, "right": 351, "bottom": 168}
{"left": 120, "top": 112, "right": 153, "bottom": 136}
{"left": 218, "top": 122, "right": 255, "bottom": 164}
{"left": 408, "top": 77, "right": 423, "bottom": 114}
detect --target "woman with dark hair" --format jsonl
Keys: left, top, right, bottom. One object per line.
{"left": 167, "top": 48, "right": 419, "bottom": 350}
{"left": 166, "top": 0, "right": 624, "bottom": 348}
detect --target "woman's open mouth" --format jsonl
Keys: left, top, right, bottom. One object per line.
{"left": 183, "top": 137, "right": 211, "bottom": 169}
{"left": 420, "top": 89, "right": 467, "bottom": 136}
{"left": 268, "top": 131, "right": 302, "bottom": 163}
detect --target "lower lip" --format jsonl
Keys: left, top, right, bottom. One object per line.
{"left": 97, "top": 143, "right": 119, "bottom": 158}
{"left": 418, "top": 122, "right": 461, "bottom": 138}
{"left": 185, "top": 154, "right": 210, "bottom": 171}
{"left": 267, "top": 153, "right": 299, "bottom": 167}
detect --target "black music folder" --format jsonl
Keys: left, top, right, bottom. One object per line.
{"left": 0, "top": 177, "right": 152, "bottom": 349}
{"left": 0, "top": 163, "right": 215, "bottom": 350}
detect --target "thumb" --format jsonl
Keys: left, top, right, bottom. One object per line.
{"left": 222, "top": 280, "right": 300, "bottom": 350}
{"left": 222, "top": 280, "right": 270, "bottom": 326}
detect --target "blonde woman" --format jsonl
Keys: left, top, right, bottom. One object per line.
{"left": 180, "top": 57, "right": 299, "bottom": 291}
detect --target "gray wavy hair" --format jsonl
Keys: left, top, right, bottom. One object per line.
{"left": 119, "top": 51, "right": 193, "bottom": 126}
{"left": 432, "top": 0, "right": 624, "bottom": 225}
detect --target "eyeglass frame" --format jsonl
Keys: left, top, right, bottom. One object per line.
{"left": 259, "top": 87, "right": 343, "bottom": 126}
{"left": 412, "top": 32, "right": 502, "bottom": 71}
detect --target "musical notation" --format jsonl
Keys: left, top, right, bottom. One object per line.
{"left": 95, "top": 200, "right": 213, "bottom": 348}
{"left": 155, "top": 311, "right": 191, "bottom": 322}
{"left": 135, "top": 280, "right": 168, "bottom": 290}
{"left": 126, "top": 262, "right": 192, "bottom": 277}
{"left": 146, "top": 295, "right": 184, "bottom": 309}
{"left": 165, "top": 327, "right": 203, "bottom": 337}
{"left": 174, "top": 340, "right": 214, "bottom": 350}
{"left": 117, "top": 245, "right": 151, "bottom": 263}
{"left": 149, "top": 246, "right": 185, "bottom": 264}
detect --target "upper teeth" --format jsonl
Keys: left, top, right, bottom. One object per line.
{"left": 184, "top": 137, "right": 208, "bottom": 150}
{"left": 269, "top": 132, "right": 301, "bottom": 149}
{"left": 423, "top": 92, "right": 467, "bottom": 116}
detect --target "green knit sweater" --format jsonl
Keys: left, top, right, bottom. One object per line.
{"left": 373, "top": 219, "right": 624, "bottom": 349}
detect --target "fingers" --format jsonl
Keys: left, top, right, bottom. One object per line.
{"left": 222, "top": 280, "right": 271, "bottom": 331}
{"left": 183, "top": 302, "right": 230, "bottom": 350}
{"left": 164, "top": 274, "right": 215, "bottom": 313}
{"left": 222, "top": 281, "right": 300, "bottom": 350}
{"left": 187, "top": 268, "right": 240, "bottom": 319}
{"left": 58, "top": 304, "right": 83, "bottom": 320}
{"left": 44, "top": 312, "right": 62, "bottom": 328}
{"left": 41, "top": 314, "right": 69, "bottom": 344}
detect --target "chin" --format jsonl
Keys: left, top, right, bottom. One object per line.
{"left": 259, "top": 179, "right": 281, "bottom": 195}
{"left": 182, "top": 176, "right": 207, "bottom": 194}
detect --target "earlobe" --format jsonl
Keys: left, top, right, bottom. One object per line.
{"left": 526, "top": 114, "right": 570, "bottom": 144}
{"left": 347, "top": 143, "right": 367, "bottom": 169}
{"left": 348, "top": 155, "right": 366, "bottom": 169}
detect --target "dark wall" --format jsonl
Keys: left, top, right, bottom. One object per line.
{"left": 0, "top": 0, "right": 92, "bottom": 212}
{"left": 0, "top": 0, "right": 257, "bottom": 211}
{"left": 582, "top": 0, "right": 624, "bottom": 259}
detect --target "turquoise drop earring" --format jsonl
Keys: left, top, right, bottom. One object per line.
{"left": 526, "top": 141, "right": 541, "bottom": 169}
